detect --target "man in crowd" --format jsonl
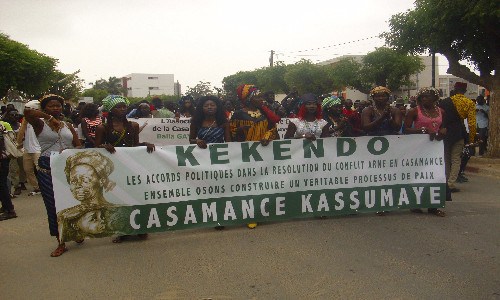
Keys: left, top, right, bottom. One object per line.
{"left": 440, "top": 82, "right": 476, "bottom": 196}
{"left": 475, "top": 95, "right": 489, "bottom": 156}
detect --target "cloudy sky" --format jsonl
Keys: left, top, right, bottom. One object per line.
{"left": 1, "top": 0, "right": 441, "bottom": 92}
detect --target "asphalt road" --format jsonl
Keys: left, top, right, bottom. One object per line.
{"left": 1, "top": 173, "right": 499, "bottom": 299}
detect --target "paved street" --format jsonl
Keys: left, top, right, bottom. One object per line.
{"left": 1, "top": 170, "right": 499, "bottom": 299}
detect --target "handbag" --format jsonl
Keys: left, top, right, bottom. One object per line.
{"left": 4, "top": 131, "right": 24, "bottom": 158}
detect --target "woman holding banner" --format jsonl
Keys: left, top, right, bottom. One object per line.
{"left": 284, "top": 93, "right": 327, "bottom": 140}
{"left": 189, "top": 95, "right": 231, "bottom": 149}
{"left": 95, "top": 95, "right": 155, "bottom": 243}
{"left": 190, "top": 96, "right": 231, "bottom": 230}
{"left": 362, "top": 87, "right": 402, "bottom": 216}
{"left": 361, "top": 86, "right": 402, "bottom": 136}
{"left": 404, "top": 87, "right": 446, "bottom": 217}
{"left": 24, "top": 94, "right": 82, "bottom": 257}
{"left": 230, "top": 84, "right": 281, "bottom": 229}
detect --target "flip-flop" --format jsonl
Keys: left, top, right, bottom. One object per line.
{"left": 50, "top": 244, "right": 67, "bottom": 257}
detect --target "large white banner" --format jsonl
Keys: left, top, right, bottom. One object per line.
{"left": 51, "top": 135, "right": 445, "bottom": 241}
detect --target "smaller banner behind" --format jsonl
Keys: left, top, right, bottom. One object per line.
{"left": 133, "top": 117, "right": 290, "bottom": 145}
{"left": 51, "top": 135, "right": 445, "bottom": 242}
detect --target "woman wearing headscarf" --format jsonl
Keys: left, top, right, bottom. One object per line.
{"left": 284, "top": 93, "right": 327, "bottom": 140}
{"left": 361, "top": 86, "right": 402, "bottom": 136}
{"left": 230, "top": 84, "right": 281, "bottom": 145}
{"left": 94, "top": 95, "right": 154, "bottom": 243}
{"left": 320, "top": 96, "right": 353, "bottom": 138}
{"left": 404, "top": 87, "right": 446, "bottom": 217}
{"left": 230, "top": 84, "right": 281, "bottom": 228}
{"left": 24, "top": 94, "right": 82, "bottom": 257}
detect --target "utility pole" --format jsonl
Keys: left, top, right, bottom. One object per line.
{"left": 431, "top": 52, "right": 436, "bottom": 87}
{"left": 269, "top": 50, "right": 274, "bottom": 67}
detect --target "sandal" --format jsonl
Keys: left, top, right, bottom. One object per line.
{"left": 112, "top": 236, "right": 125, "bottom": 243}
{"left": 75, "top": 238, "right": 85, "bottom": 244}
{"left": 428, "top": 208, "right": 446, "bottom": 217}
{"left": 50, "top": 244, "right": 67, "bottom": 257}
{"left": 28, "top": 190, "right": 41, "bottom": 196}
{"left": 410, "top": 208, "right": 424, "bottom": 214}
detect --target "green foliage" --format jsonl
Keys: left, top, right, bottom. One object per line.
{"left": 81, "top": 88, "right": 109, "bottom": 104}
{"left": 256, "top": 62, "right": 289, "bottom": 93}
{"left": 184, "top": 81, "right": 216, "bottom": 99}
{"left": 283, "top": 59, "right": 334, "bottom": 95}
{"left": 127, "top": 94, "right": 179, "bottom": 105}
{"left": 361, "top": 47, "right": 424, "bottom": 91}
{"left": 47, "top": 70, "right": 84, "bottom": 101}
{"left": 222, "top": 71, "right": 260, "bottom": 95}
{"left": 328, "top": 58, "right": 368, "bottom": 93}
{"left": 222, "top": 49, "right": 424, "bottom": 97}
{"left": 383, "top": 0, "right": 499, "bottom": 88}
{"left": 92, "top": 77, "right": 125, "bottom": 95}
{"left": 0, "top": 33, "right": 58, "bottom": 98}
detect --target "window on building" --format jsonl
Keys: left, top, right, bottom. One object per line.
{"left": 149, "top": 87, "right": 159, "bottom": 90}
{"left": 148, "top": 76, "right": 158, "bottom": 80}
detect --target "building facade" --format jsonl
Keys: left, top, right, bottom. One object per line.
{"left": 438, "top": 75, "right": 485, "bottom": 99}
{"left": 122, "top": 73, "right": 175, "bottom": 98}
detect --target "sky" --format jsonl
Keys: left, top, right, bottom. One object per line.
{"left": 1, "top": 0, "right": 447, "bottom": 92}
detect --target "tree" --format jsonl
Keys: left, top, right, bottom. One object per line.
{"left": 222, "top": 71, "right": 260, "bottom": 95}
{"left": 328, "top": 57, "right": 369, "bottom": 94}
{"left": 326, "top": 49, "right": 424, "bottom": 95}
{"left": 0, "top": 33, "right": 58, "bottom": 98}
{"left": 384, "top": 0, "right": 500, "bottom": 156}
{"left": 92, "top": 77, "right": 124, "bottom": 95}
{"left": 283, "top": 59, "right": 333, "bottom": 95}
{"left": 361, "top": 47, "right": 424, "bottom": 91}
{"left": 81, "top": 88, "right": 109, "bottom": 104}
{"left": 47, "top": 70, "right": 84, "bottom": 101}
{"left": 185, "top": 81, "right": 216, "bottom": 99}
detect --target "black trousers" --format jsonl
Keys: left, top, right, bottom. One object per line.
{"left": 0, "top": 158, "right": 14, "bottom": 211}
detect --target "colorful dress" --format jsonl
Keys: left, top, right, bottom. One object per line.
{"left": 230, "top": 109, "right": 279, "bottom": 142}
{"left": 82, "top": 117, "right": 102, "bottom": 147}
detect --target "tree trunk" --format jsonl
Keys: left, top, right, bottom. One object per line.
{"left": 487, "top": 75, "right": 500, "bottom": 157}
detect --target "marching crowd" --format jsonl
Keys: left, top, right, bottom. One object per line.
{"left": 0, "top": 82, "right": 488, "bottom": 257}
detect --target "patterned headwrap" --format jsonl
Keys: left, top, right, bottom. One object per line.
{"left": 64, "top": 150, "right": 115, "bottom": 192}
{"left": 39, "top": 94, "right": 64, "bottom": 109}
{"left": 321, "top": 96, "right": 342, "bottom": 109}
{"left": 416, "top": 87, "right": 440, "bottom": 100}
{"left": 101, "top": 95, "right": 129, "bottom": 112}
{"left": 369, "top": 86, "right": 391, "bottom": 97}
{"left": 236, "top": 84, "right": 260, "bottom": 103}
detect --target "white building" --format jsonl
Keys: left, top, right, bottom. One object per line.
{"left": 122, "top": 73, "right": 175, "bottom": 98}
{"left": 438, "top": 75, "right": 485, "bottom": 99}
